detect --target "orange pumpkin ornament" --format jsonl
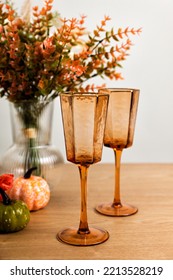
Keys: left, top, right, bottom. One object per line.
{"left": 7, "top": 167, "right": 50, "bottom": 211}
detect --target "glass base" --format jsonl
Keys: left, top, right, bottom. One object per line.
{"left": 57, "top": 227, "right": 109, "bottom": 246}
{"left": 96, "top": 202, "right": 138, "bottom": 217}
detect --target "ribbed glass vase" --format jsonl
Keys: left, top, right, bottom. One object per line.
{"left": 0, "top": 99, "right": 64, "bottom": 187}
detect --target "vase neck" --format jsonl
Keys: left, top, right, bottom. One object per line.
{"left": 10, "top": 100, "right": 54, "bottom": 145}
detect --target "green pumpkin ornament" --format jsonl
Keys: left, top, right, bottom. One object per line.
{"left": 0, "top": 187, "right": 30, "bottom": 233}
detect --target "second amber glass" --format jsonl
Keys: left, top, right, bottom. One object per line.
{"left": 96, "top": 88, "right": 139, "bottom": 217}
{"left": 57, "top": 92, "right": 109, "bottom": 246}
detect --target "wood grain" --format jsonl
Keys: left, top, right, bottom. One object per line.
{"left": 1, "top": 163, "right": 173, "bottom": 260}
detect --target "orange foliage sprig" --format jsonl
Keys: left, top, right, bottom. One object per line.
{"left": 0, "top": 0, "right": 141, "bottom": 101}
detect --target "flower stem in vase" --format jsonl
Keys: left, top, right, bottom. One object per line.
{"left": 18, "top": 102, "right": 45, "bottom": 177}
{"left": 24, "top": 129, "right": 41, "bottom": 176}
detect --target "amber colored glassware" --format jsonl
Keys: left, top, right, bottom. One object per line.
{"left": 96, "top": 88, "right": 140, "bottom": 216}
{"left": 57, "top": 92, "right": 109, "bottom": 246}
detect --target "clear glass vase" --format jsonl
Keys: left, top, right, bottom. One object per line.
{"left": 0, "top": 99, "right": 64, "bottom": 187}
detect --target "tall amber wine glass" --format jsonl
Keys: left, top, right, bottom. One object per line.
{"left": 96, "top": 88, "right": 140, "bottom": 216}
{"left": 57, "top": 92, "right": 109, "bottom": 246}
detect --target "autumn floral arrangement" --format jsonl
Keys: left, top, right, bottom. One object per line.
{"left": 0, "top": 0, "right": 141, "bottom": 102}
{"left": 0, "top": 0, "right": 141, "bottom": 177}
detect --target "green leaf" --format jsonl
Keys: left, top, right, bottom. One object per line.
{"left": 112, "top": 34, "right": 119, "bottom": 41}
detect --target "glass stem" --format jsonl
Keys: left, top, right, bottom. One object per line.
{"left": 77, "top": 164, "right": 90, "bottom": 234}
{"left": 113, "top": 148, "right": 123, "bottom": 207}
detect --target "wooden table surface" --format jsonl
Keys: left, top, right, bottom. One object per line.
{"left": 1, "top": 163, "right": 173, "bottom": 260}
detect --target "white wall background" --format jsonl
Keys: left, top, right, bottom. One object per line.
{"left": 0, "top": 0, "right": 173, "bottom": 163}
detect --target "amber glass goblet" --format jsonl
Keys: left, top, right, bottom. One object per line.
{"left": 57, "top": 92, "right": 109, "bottom": 246}
{"left": 96, "top": 88, "right": 140, "bottom": 217}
